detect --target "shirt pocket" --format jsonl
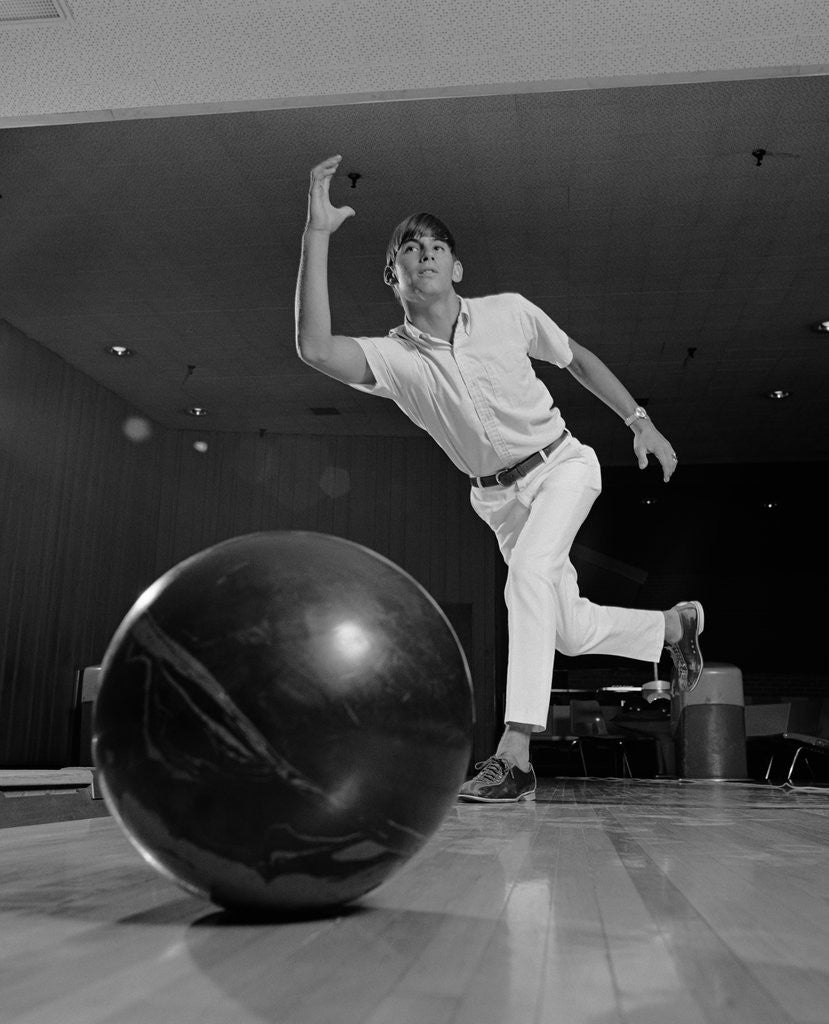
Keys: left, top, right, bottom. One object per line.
{"left": 482, "top": 343, "right": 531, "bottom": 404}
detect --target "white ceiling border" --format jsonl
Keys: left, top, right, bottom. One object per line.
{"left": 2, "top": 63, "right": 826, "bottom": 130}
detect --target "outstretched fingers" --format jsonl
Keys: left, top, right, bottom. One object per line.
{"left": 310, "top": 154, "right": 342, "bottom": 191}
{"left": 306, "top": 155, "right": 355, "bottom": 232}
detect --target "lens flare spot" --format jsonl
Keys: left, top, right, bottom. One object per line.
{"left": 122, "top": 416, "right": 153, "bottom": 443}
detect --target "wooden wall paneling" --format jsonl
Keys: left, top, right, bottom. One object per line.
{"left": 343, "top": 434, "right": 368, "bottom": 549}
{"left": 1, "top": 316, "right": 504, "bottom": 764}
{"left": 0, "top": 321, "right": 163, "bottom": 765}
{"left": 237, "top": 434, "right": 262, "bottom": 535}
{"left": 327, "top": 434, "right": 352, "bottom": 541}
{"left": 401, "top": 439, "right": 420, "bottom": 588}
{"left": 307, "top": 433, "right": 331, "bottom": 531}
{"left": 317, "top": 437, "right": 340, "bottom": 537}
{"left": 149, "top": 432, "right": 190, "bottom": 576}
{"left": 318, "top": 436, "right": 344, "bottom": 536}
{"left": 361, "top": 435, "right": 378, "bottom": 551}
{"left": 258, "top": 434, "right": 289, "bottom": 532}
{"left": 254, "top": 434, "right": 284, "bottom": 533}
{"left": 371, "top": 436, "right": 396, "bottom": 566}
{"left": 249, "top": 435, "right": 276, "bottom": 531}
{"left": 308, "top": 435, "right": 331, "bottom": 537}
{"left": 379, "top": 437, "right": 403, "bottom": 564}
{"left": 218, "top": 434, "right": 252, "bottom": 537}
{"left": 425, "top": 446, "right": 444, "bottom": 599}
{"left": 287, "top": 435, "right": 315, "bottom": 529}
{"left": 209, "top": 433, "right": 240, "bottom": 540}
{"left": 442, "top": 459, "right": 463, "bottom": 605}
{"left": 280, "top": 435, "right": 303, "bottom": 530}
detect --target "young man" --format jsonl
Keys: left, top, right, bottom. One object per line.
{"left": 295, "top": 155, "right": 703, "bottom": 803}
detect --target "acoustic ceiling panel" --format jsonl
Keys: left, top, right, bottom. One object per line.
{"left": 1, "top": 0, "right": 826, "bottom": 123}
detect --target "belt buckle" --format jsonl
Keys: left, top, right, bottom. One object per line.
{"left": 496, "top": 457, "right": 529, "bottom": 487}
{"left": 494, "top": 447, "right": 546, "bottom": 486}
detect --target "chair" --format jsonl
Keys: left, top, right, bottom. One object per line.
{"left": 745, "top": 702, "right": 791, "bottom": 781}
{"left": 758, "top": 699, "right": 829, "bottom": 785}
{"left": 69, "top": 665, "right": 102, "bottom": 766}
{"left": 530, "top": 698, "right": 659, "bottom": 778}
{"left": 612, "top": 700, "right": 675, "bottom": 776}
{"left": 744, "top": 702, "right": 791, "bottom": 738}
{"left": 529, "top": 702, "right": 585, "bottom": 777}
{"left": 569, "top": 700, "right": 633, "bottom": 778}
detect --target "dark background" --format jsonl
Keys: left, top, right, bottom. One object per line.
{"left": 1, "top": 316, "right": 824, "bottom": 767}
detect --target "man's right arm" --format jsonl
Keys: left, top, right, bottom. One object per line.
{"left": 294, "top": 156, "right": 374, "bottom": 386}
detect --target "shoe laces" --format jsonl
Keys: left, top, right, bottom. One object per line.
{"left": 474, "top": 757, "right": 509, "bottom": 782}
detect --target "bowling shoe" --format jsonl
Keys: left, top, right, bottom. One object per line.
{"left": 458, "top": 756, "right": 537, "bottom": 803}
{"left": 665, "top": 600, "right": 705, "bottom": 692}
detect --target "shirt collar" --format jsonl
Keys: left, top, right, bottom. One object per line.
{"left": 396, "top": 296, "right": 471, "bottom": 344}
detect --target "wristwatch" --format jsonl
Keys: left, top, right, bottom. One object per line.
{"left": 624, "top": 406, "right": 649, "bottom": 427}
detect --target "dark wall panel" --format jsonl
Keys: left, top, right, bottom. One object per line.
{"left": 0, "top": 320, "right": 163, "bottom": 765}
{"left": 0, "top": 326, "right": 503, "bottom": 765}
{"left": 564, "top": 462, "right": 828, "bottom": 699}
{"left": 4, "top": 320, "right": 824, "bottom": 767}
{"left": 147, "top": 430, "right": 504, "bottom": 764}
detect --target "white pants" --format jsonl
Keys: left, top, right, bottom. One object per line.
{"left": 470, "top": 434, "right": 665, "bottom": 731}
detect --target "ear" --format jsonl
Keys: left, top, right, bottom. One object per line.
{"left": 452, "top": 260, "right": 463, "bottom": 283}
{"left": 383, "top": 266, "right": 397, "bottom": 287}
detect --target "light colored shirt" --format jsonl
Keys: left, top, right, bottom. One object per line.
{"left": 349, "top": 292, "right": 573, "bottom": 477}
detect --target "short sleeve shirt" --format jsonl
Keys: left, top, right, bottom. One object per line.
{"left": 348, "top": 292, "right": 573, "bottom": 477}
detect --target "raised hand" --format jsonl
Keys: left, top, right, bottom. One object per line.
{"left": 306, "top": 155, "right": 356, "bottom": 234}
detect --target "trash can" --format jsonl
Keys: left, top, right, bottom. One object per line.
{"left": 673, "top": 662, "right": 748, "bottom": 780}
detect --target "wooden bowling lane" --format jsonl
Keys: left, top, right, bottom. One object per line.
{"left": 1, "top": 780, "right": 828, "bottom": 1024}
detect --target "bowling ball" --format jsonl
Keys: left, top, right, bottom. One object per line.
{"left": 93, "top": 531, "right": 473, "bottom": 915}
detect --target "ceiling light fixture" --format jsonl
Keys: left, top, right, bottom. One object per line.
{"left": 186, "top": 406, "right": 208, "bottom": 417}
{"left": 766, "top": 389, "right": 791, "bottom": 400}
{"left": 811, "top": 320, "right": 829, "bottom": 333}
{"left": 106, "top": 345, "right": 133, "bottom": 357}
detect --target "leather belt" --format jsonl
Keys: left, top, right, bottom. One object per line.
{"left": 470, "top": 432, "right": 568, "bottom": 488}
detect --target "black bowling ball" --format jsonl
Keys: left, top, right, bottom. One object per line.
{"left": 93, "top": 532, "right": 473, "bottom": 914}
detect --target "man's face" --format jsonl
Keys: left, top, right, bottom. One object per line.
{"left": 390, "top": 234, "right": 461, "bottom": 300}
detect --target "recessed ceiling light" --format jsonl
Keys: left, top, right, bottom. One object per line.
{"left": 811, "top": 320, "right": 829, "bottom": 333}
{"left": 186, "top": 407, "right": 208, "bottom": 417}
{"left": 106, "top": 345, "right": 133, "bottom": 357}
{"left": 193, "top": 441, "right": 209, "bottom": 453}
{"left": 766, "top": 389, "right": 791, "bottom": 400}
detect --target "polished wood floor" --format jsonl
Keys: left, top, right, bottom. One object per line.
{"left": 2, "top": 778, "right": 828, "bottom": 1024}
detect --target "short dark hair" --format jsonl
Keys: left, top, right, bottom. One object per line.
{"left": 385, "top": 213, "right": 457, "bottom": 272}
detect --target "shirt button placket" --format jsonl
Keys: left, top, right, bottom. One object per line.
{"left": 454, "top": 351, "right": 510, "bottom": 464}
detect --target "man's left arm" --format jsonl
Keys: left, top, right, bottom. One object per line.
{"left": 566, "top": 337, "right": 678, "bottom": 483}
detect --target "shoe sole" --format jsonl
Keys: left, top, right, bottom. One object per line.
{"left": 679, "top": 599, "right": 704, "bottom": 691}
{"left": 457, "top": 790, "right": 536, "bottom": 803}
{"left": 688, "top": 600, "right": 705, "bottom": 635}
